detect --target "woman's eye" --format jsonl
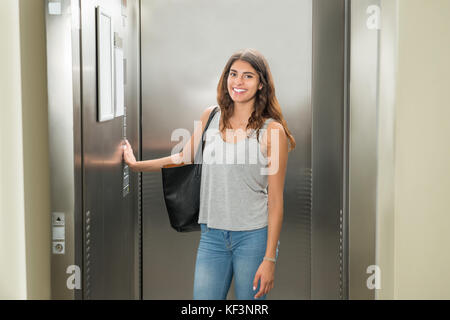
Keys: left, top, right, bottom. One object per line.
{"left": 228, "top": 72, "right": 252, "bottom": 79}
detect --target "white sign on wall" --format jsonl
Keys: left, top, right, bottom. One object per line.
{"left": 96, "top": 6, "right": 115, "bottom": 122}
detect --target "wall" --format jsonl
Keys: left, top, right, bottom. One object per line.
{"left": 377, "top": 0, "right": 450, "bottom": 299}
{"left": 394, "top": 0, "right": 450, "bottom": 299}
{"left": 0, "top": 0, "right": 28, "bottom": 300}
{"left": 0, "top": 0, "right": 51, "bottom": 299}
{"left": 19, "top": 0, "right": 51, "bottom": 300}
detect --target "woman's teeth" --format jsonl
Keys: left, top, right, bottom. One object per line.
{"left": 233, "top": 88, "right": 247, "bottom": 93}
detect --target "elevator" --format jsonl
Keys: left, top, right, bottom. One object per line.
{"left": 46, "top": 0, "right": 141, "bottom": 299}
{"left": 46, "top": 0, "right": 380, "bottom": 300}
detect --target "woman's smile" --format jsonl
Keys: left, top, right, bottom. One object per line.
{"left": 232, "top": 87, "right": 248, "bottom": 94}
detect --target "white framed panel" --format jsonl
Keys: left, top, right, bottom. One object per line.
{"left": 96, "top": 6, "right": 115, "bottom": 122}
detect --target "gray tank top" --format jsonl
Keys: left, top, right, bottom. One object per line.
{"left": 198, "top": 107, "right": 275, "bottom": 231}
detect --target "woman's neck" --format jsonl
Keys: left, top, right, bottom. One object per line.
{"left": 232, "top": 101, "right": 255, "bottom": 121}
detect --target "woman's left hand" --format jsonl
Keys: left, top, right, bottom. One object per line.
{"left": 253, "top": 260, "right": 275, "bottom": 299}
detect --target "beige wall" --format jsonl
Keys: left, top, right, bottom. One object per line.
{"left": 19, "top": 0, "right": 51, "bottom": 300}
{"left": 0, "top": 0, "right": 28, "bottom": 300}
{"left": 378, "top": 0, "right": 450, "bottom": 299}
{"left": 394, "top": 0, "right": 450, "bottom": 299}
{"left": 0, "top": 0, "right": 50, "bottom": 299}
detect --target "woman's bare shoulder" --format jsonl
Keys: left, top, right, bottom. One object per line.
{"left": 261, "top": 118, "right": 281, "bottom": 131}
{"left": 267, "top": 119, "right": 283, "bottom": 129}
{"left": 201, "top": 105, "right": 218, "bottom": 120}
{"left": 260, "top": 118, "right": 283, "bottom": 142}
{"left": 199, "top": 106, "right": 219, "bottom": 131}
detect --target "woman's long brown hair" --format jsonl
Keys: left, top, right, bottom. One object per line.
{"left": 217, "top": 48, "right": 296, "bottom": 151}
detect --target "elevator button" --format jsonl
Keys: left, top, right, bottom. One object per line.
{"left": 52, "top": 241, "right": 65, "bottom": 255}
{"left": 52, "top": 212, "right": 65, "bottom": 226}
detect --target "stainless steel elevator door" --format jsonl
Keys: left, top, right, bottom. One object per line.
{"left": 141, "top": 0, "right": 313, "bottom": 299}
{"left": 80, "top": 0, "right": 140, "bottom": 299}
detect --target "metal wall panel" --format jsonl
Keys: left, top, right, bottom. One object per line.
{"left": 349, "top": 0, "right": 380, "bottom": 300}
{"left": 311, "top": 0, "right": 348, "bottom": 299}
{"left": 46, "top": 0, "right": 82, "bottom": 300}
{"left": 141, "top": 0, "right": 313, "bottom": 299}
{"left": 123, "top": 0, "right": 142, "bottom": 301}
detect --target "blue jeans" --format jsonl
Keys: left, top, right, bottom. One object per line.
{"left": 193, "top": 224, "right": 280, "bottom": 300}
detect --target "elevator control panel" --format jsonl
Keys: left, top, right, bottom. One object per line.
{"left": 123, "top": 164, "right": 130, "bottom": 197}
{"left": 122, "top": 106, "right": 130, "bottom": 197}
{"left": 52, "top": 212, "right": 65, "bottom": 254}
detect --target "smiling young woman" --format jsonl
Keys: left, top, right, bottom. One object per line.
{"left": 123, "top": 48, "right": 296, "bottom": 300}
{"left": 217, "top": 49, "right": 296, "bottom": 151}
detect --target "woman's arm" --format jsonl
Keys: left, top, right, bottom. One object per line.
{"left": 265, "top": 122, "right": 288, "bottom": 260}
{"left": 123, "top": 140, "right": 183, "bottom": 172}
{"left": 123, "top": 106, "right": 216, "bottom": 172}
{"left": 253, "top": 121, "right": 288, "bottom": 299}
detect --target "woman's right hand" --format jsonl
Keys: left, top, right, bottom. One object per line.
{"left": 123, "top": 139, "right": 137, "bottom": 169}
{"left": 121, "top": 107, "right": 215, "bottom": 172}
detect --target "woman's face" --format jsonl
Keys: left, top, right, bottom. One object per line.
{"left": 227, "top": 60, "right": 263, "bottom": 105}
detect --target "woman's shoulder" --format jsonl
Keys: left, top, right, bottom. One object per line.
{"left": 201, "top": 105, "right": 220, "bottom": 122}
{"left": 259, "top": 118, "right": 283, "bottom": 141}
{"left": 262, "top": 117, "right": 280, "bottom": 129}
{"left": 203, "top": 105, "right": 219, "bottom": 115}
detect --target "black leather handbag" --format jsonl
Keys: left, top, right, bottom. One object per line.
{"left": 161, "top": 106, "right": 219, "bottom": 232}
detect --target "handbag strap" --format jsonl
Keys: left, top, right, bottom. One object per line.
{"left": 197, "top": 106, "right": 220, "bottom": 159}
